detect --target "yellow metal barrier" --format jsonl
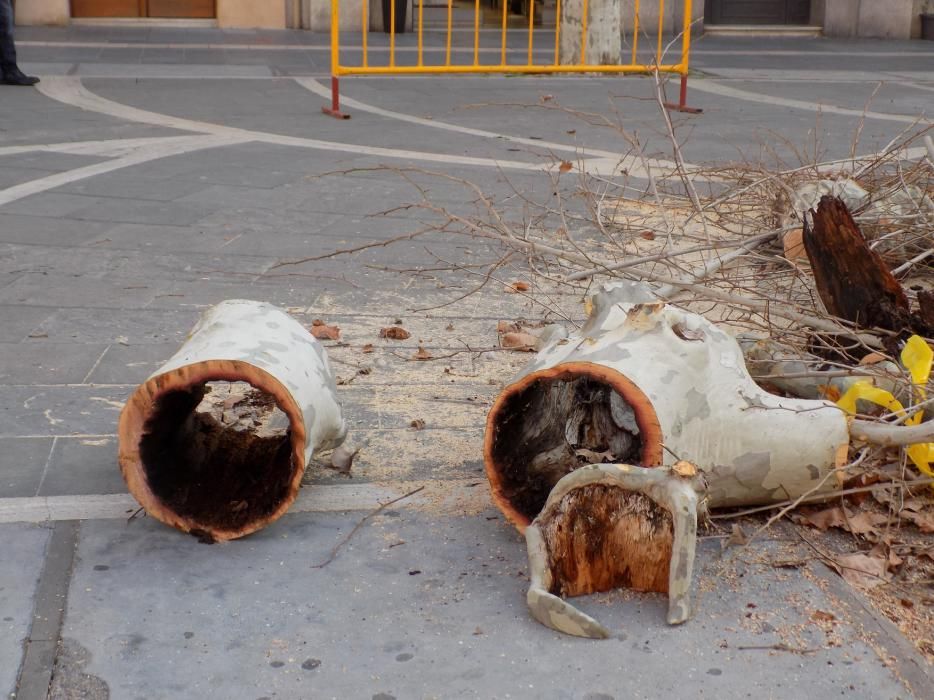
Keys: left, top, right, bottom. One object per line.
{"left": 323, "top": 0, "right": 699, "bottom": 119}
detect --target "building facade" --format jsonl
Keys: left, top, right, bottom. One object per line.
{"left": 15, "top": 0, "right": 934, "bottom": 39}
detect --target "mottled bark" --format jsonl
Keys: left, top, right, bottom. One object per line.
{"left": 119, "top": 300, "right": 346, "bottom": 541}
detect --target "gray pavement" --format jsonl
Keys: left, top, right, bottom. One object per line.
{"left": 1, "top": 25, "right": 933, "bottom": 699}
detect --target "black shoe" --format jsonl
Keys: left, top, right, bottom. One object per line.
{"left": 1, "top": 67, "right": 39, "bottom": 86}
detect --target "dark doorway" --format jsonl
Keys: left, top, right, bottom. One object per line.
{"left": 705, "top": 0, "right": 810, "bottom": 25}
{"left": 71, "top": 0, "right": 215, "bottom": 19}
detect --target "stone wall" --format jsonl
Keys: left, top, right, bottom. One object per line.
{"left": 822, "top": 0, "right": 914, "bottom": 39}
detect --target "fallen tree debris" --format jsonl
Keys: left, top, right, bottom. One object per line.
{"left": 118, "top": 300, "right": 347, "bottom": 541}
{"left": 803, "top": 196, "right": 916, "bottom": 338}
{"left": 484, "top": 283, "right": 866, "bottom": 637}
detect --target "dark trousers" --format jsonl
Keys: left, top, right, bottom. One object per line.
{"left": 0, "top": 0, "right": 17, "bottom": 71}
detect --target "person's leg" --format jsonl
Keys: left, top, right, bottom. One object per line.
{"left": 0, "top": 0, "right": 17, "bottom": 72}
{"left": 0, "top": 0, "right": 38, "bottom": 85}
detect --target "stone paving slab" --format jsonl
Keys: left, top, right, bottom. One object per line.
{"left": 58, "top": 513, "right": 912, "bottom": 700}
{"left": 0, "top": 342, "right": 107, "bottom": 385}
{"left": 0, "top": 213, "right": 116, "bottom": 247}
{"left": 38, "top": 438, "right": 126, "bottom": 498}
{"left": 0, "top": 438, "right": 53, "bottom": 497}
{"left": 0, "top": 523, "right": 51, "bottom": 698}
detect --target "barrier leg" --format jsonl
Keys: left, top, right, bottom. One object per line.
{"left": 322, "top": 76, "right": 351, "bottom": 120}
{"left": 663, "top": 75, "right": 702, "bottom": 115}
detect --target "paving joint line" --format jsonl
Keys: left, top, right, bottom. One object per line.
{"left": 13, "top": 520, "right": 80, "bottom": 700}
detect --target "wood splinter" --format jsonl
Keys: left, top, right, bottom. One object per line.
{"left": 803, "top": 195, "right": 933, "bottom": 344}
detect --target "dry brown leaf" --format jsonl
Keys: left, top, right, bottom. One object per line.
{"left": 413, "top": 346, "right": 433, "bottom": 360}
{"left": 361, "top": 343, "right": 374, "bottom": 354}
{"left": 837, "top": 552, "right": 890, "bottom": 589}
{"left": 899, "top": 498, "right": 926, "bottom": 513}
{"left": 497, "top": 320, "right": 521, "bottom": 334}
{"left": 811, "top": 610, "right": 836, "bottom": 622}
{"left": 841, "top": 473, "right": 884, "bottom": 505}
{"left": 310, "top": 319, "right": 341, "bottom": 341}
{"left": 817, "top": 384, "right": 843, "bottom": 402}
{"left": 846, "top": 510, "right": 889, "bottom": 536}
{"left": 500, "top": 332, "right": 538, "bottom": 351}
{"left": 782, "top": 228, "right": 806, "bottom": 261}
{"left": 724, "top": 523, "right": 748, "bottom": 548}
{"left": 859, "top": 352, "right": 888, "bottom": 366}
{"left": 869, "top": 542, "right": 904, "bottom": 571}
{"left": 558, "top": 161, "right": 573, "bottom": 173}
{"left": 506, "top": 281, "right": 530, "bottom": 293}
{"left": 379, "top": 326, "right": 411, "bottom": 340}
{"left": 639, "top": 230, "right": 656, "bottom": 241}
{"left": 799, "top": 506, "right": 848, "bottom": 531}
{"left": 899, "top": 508, "right": 934, "bottom": 533}
{"left": 410, "top": 418, "right": 426, "bottom": 430}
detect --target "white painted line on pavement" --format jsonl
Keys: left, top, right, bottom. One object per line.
{"left": 33, "top": 77, "right": 562, "bottom": 175}
{"left": 0, "top": 479, "right": 491, "bottom": 524}
{"left": 0, "top": 135, "right": 220, "bottom": 159}
{"left": 294, "top": 76, "right": 684, "bottom": 177}
{"left": 0, "top": 134, "right": 248, "bottom": 208}
{"left": 690, "top": 79, "right": 932, "bottom": 125}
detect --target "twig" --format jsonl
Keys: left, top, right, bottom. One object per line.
{"left": 711, "top": 476, "right": 934, "bottom": 520}
{"left": 891, "top": 248, "right": 934, "bottom": 276}
{"left": 743, "top": 448, "right": 871, "bottom": 542}
{"left": 736, "top": 644, "right": 820, "bottom": 655}
{"left": 309, "top": 486, "right": 425, "bottom": 569}
{"left": 564, "top": 228, "right": 783, "bottom": 283}
{"left": 268, "top": 226, "right": 437, "bottom": 270}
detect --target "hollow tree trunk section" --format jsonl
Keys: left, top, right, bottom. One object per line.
{"left": 118, "top": 300, "right": 346, "bottom": 542}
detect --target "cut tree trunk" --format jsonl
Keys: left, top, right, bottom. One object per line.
{"left": 118, "top": 300, "right": 347, "bottom": 542}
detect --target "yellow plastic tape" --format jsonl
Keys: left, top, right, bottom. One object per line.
{"left": 836, "top": 336, "right": 933, "bottom": 479}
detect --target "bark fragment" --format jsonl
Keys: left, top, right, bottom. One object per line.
{"left": 803, "top": 195, "right": 911, "bottom": 333}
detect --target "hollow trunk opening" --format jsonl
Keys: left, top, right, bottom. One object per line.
{"left": 488, "top": 374, "right": 645, "bottom": 524}
{"left": 138, "top": 381, "right": 294, "bottom": 535}
{"left": 540, "top": 484, "right": 673, "bottom": 597}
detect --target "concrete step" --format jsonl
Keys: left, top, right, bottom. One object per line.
{"left": 703, "top": 24, "right": 823, "bottom": 38}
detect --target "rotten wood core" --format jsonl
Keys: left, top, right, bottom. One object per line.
{"left": 804, "top": 195, "right": 933, "bottom": 356}
{"left": 539, "top": 484, "right": 673, "bottom": 597}
{"left": 139, "top": 381, "right": 293, "bottom": 536}
{"left": 487, "top": 374, "right": 645, "bottom": 525}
